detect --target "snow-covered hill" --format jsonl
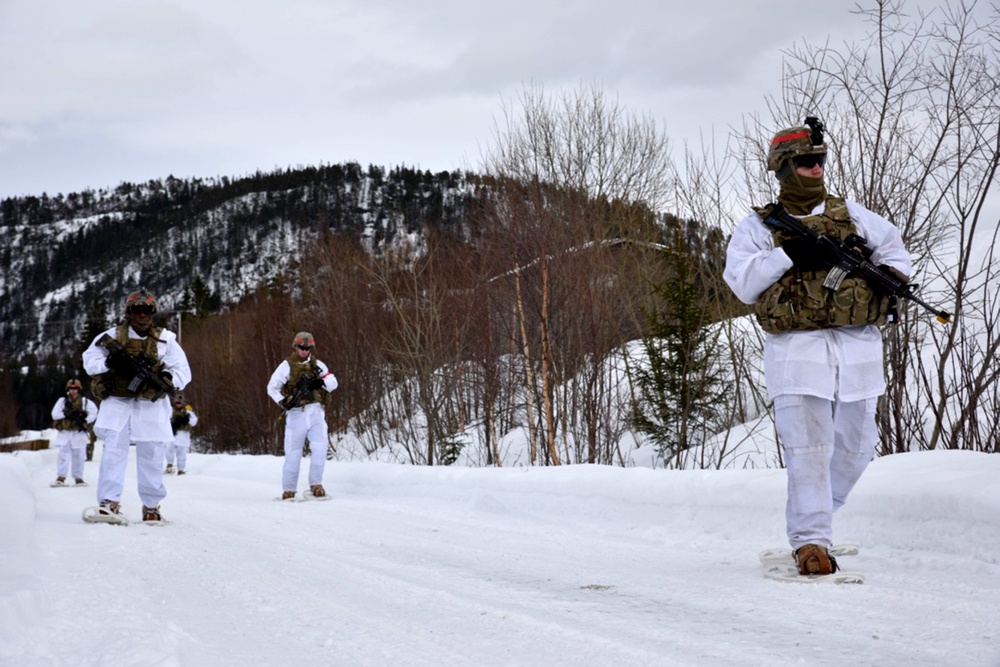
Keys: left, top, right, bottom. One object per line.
{"left": 0, "top": 165, "right": 477, "bottom": 357}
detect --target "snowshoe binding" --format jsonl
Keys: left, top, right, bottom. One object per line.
{"left": 142, "top": 505, "right": 165, "bottom": 523}
{"left": 794, "top": 544, "right": 839, "bottom": 576}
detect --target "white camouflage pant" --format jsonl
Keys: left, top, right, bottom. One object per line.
{"left": 55, "top": 430, "right": 89, "bottom": 479}
{"left": 774, "top": 394, "right": 878, "bottom": 550}
{"left": 166, "top": 431, "right": 192, "bottom": 471}
{"left": 94, "top": 425, "right": 167, "bottom": 509}
{"left": 165, "top": 442, "right": 189, "bottom": 471}
{"left": 281, "top": 403, "right": 329, "bottom": 492}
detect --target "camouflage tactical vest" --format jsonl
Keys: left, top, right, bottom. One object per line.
{"left": 282, "top": 353, "right": 327, "bottom": 408}
{"left": 752, "top": 197, "right": 890, "bottom": 334}
{"left": 91, "top": 323, "right": 165, "bottom": 400}
{"left": 54, "top": 394, "right": 85, "bottom": 431}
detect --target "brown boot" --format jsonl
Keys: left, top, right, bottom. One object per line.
{"left": 309, "top": 484, "right": 326, "bottom": 498}
{"left": 142, "top": 505, "right": 163, "bottom": 522}
{"left": 282, "top": 490, "right": 296, "bottom": 500}
{"left": 99, "top": 500, "right": 121, "bottom": 516}
{"left": 794, "top": 544, "right": 839, "bottom": 575}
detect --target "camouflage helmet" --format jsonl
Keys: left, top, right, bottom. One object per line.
{"left": 767, "top": 116, "right": 827, "bottom": 173}
{"left": 66, "top": 378, "right": 82, "bottom": 391}
{"left": 125, "top": 288, "right": 158, "bottom": 315}
{"left": 293, "top": 331, "right": 315, "bottom": 349}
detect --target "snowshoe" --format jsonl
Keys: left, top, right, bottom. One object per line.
{"left": 82, "top": 500, "right": 129, "bottom": 526}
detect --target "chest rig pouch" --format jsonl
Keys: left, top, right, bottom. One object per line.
{"left": 91, "top": 324, "right": 165, "bottom": 400}
{"left": 54, "top": 394, "right": 85, "bottom": 431}
{"left": 282, "top": 354, "right": 327, "bottom": 408}
{"left": 752, "top": 197, "right": 890, "bottom": 334}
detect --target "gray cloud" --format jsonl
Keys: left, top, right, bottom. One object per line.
{"left": 0, "top": 0, "right": 981, "bottom": 198}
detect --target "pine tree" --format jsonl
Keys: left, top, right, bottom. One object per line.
{"left": 74, "top": 298, "right": 110, "bottom": 373}
{"left": 189, "top": 275, "right": 216, "bottom": 317}
{"left": 631, "top": 223, "right": 726, "bottom": 467}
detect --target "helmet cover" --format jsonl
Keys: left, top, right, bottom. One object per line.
{"left": 293, "top": 331, "right": 315, "bottom": 349}
{"left": 767, "top": 117, "right": 828, "bottom": 172}
{"left": 125, "top": 289, "right": 158, "bottom": 315}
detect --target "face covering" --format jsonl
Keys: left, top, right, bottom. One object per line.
{"left": 130, "top": 316, "right": 152, "bottom": 336}
{"left": 778, "top": 170, "right": 827, "bottom": 215}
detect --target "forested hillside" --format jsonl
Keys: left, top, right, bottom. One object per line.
{"left": 0, "top": 162, "right": 478, "bottom": 356}
{"left": 1, "top": 157, "right": 737, "bottom": 466}
{"left": 0, "top": 164, "right": 483, "bottom": 433}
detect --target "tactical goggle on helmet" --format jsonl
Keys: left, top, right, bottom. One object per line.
{"left": 66, "top": 379, "right": 82, "bottom": 390}
{"left": 125, "top": 289, "right": 158, "bottom": 315}
{"left": 767, "top": 116, "right": 828, "bottom": 176}
{"left": 293, "top": 331, "right": 315, "bottom": 350}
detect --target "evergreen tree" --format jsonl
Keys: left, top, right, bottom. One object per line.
{"left": 630, "top": 224, "right": 726, "bottom": 467}
{"left": 179, "top": 286, "right": 194, "bottom": 314}
{"left": 189, "top": 275, "right": 216, "bottom": 317}
{"left": 74, "top": 297, "right": 110, "bottom": 374}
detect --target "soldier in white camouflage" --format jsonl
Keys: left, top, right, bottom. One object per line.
{"left": 165, "top": 394, "right": 198, "bottom": 475}
{"left": 724, "top": 117, "right": 912, "bottom": 576}
{"left": 82, "top": 289, "right": 192, "bottom": 523}
{"left": 50, "top": 378, "right": 98, "bottom": 487}
{"left": 266, "top": 332, "right": 339, "bottom": 500}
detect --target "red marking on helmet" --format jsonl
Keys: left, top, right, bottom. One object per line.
{"left": 771, "top": 130, "right": 810, "bottom": 146}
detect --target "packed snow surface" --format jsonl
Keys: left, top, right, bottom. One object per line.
{"left": 2, "top": 445, "right": 998, "bottom": 666}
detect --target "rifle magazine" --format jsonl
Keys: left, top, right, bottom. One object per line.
{"left": 822, "top": 265, "right": 850, "bottom": 290}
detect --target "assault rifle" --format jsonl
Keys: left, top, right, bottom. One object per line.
{"left": 66, "top": 408, "right": 88, "bottom": 431}
{"left": 761, "top": 202, "right": 952, "bottom": 324}
{"left": 171, "top": 410, "right": 190, "bottom": 433}
{"left": 97, "top": 334, "right": 178, "bottom": 400}
{"left": 278, "top": 369, "right": 321, "bottom": 419}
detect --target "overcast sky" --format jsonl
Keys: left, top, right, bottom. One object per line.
{"left": 0, "top": 0, "right": 984, "bottom": 200}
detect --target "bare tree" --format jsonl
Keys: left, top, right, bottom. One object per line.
{"left": 479, "top": 82, "right": 676, "bottom": 465}
{"left": 352, "top": 230, "right": 478, "bottom": 465}
{"left": 0, "top": 372, "right": 19, "bottom": 438}
{"left": 488, "top": 82, "right": 675, "bottom": 215}
{"left": 185, "top": 286, "right": 296, "bottom": 455}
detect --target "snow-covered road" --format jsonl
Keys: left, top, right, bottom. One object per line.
{"left": 2, "top": 448, "right": 998, "bottom": 666}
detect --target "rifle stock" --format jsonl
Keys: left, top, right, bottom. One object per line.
{"left": 761, "top": 203, "right": 952, "bottom": 324}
